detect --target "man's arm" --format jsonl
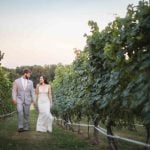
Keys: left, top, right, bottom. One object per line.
{"left": 12, "top": 81, "right": 17, "bottom": 105}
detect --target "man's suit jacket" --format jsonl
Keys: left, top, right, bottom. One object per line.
{"left": 12, "top": 78, "right": 35, "bottom": 105}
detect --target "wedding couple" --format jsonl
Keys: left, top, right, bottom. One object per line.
{"left": 12, "top": 69, "right": 53, "bottom": 133}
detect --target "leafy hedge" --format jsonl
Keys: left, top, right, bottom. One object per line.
{"left": 52, "top": 1, "right": 150, "bottom": 148}
{"left": 0, "top": 67, "right": 14, "bottom": 115}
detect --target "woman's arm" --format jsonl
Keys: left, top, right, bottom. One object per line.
{"left": 48, "top": 85, "right": 53, "bottom": 107}
{"left": 35, "top": 84, "right": 39, "bottom": 104}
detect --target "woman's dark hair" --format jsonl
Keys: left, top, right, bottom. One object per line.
{"left": 40, "top": 75, "right": 48, "bottom": 84}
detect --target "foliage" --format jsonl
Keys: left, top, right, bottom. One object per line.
{"left": 16, "top": 64, "right": 57, "bottom": 87}
{"left": 0, "top": 52, "right": 14, "bottom": 115}
{"left": 52, "top": 1, "right": 150, "bottom": 145}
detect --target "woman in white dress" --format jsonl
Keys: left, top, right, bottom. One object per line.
{"left": 35, "top": 75, "right": 53, "bottom": 132}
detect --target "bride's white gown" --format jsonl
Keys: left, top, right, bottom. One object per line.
{"left": 36, "top": 85, "right": 53, "bottom": 132}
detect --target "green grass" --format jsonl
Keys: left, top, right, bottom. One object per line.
{"left": 0, "top": 111, "right": 148, "bottom": 150}
{"left": 69, "top": 120, "right": 147, "bottom": 150}
{"left": 0, "top": 111, "right": 99, "bottom": 150}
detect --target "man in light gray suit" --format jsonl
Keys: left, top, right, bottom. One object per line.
{"left": 12, "top": 69, "right": 35, "bottom": 132}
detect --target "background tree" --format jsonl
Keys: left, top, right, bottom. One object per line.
{"left": 15, "top": 64, "right": 57, "bottom": 87}
{"left": 0, "top": 50, "right": 4, "bottom": 66}
{"left": 0, "top": 51, "right": 15, "bottom": 115}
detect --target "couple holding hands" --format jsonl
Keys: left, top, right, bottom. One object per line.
{"left": 12, "top": 69, "right": 53, "bottom": 133}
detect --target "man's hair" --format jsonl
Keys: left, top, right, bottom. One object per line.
{"left": 23, "top": 69, "right": 31, "bottom": 75}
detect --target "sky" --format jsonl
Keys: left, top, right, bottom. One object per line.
{"left": 0, "top": 0, "right": 140, "bottom": 68}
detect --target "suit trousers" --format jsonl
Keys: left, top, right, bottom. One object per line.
{"left": 17, "top": 103, "right": 30, "bottom": 129}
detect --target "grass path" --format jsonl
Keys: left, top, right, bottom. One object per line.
{"left": 0, "top": 110, "right": 98, "bottom": 150}
{"left": 0, "top": 110, "right": 147, "bottom": 150}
